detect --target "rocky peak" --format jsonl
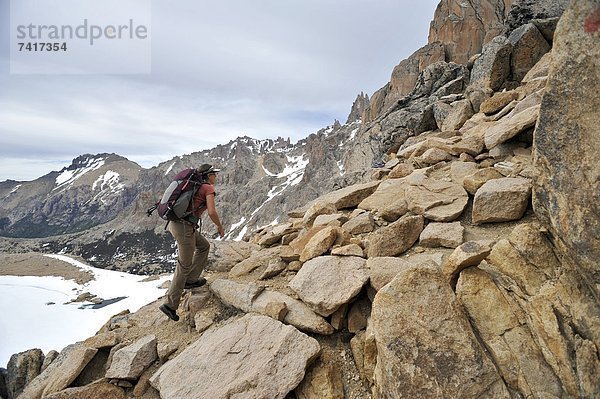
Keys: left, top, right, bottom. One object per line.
{"left": 346, "top": 92, "right": 370, "bottom": 123}
{"left": 66, "top": 153, "right": 131, "bottom": 170}
{"left": 428, "top": 0, "right": 511, "bottom": 64}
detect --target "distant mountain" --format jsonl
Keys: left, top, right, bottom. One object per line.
{"left": 0, "top": 154, "right": 142, "bottom": 238}
{"left": 0, "top": 124, "right": 377, "bottom": 274}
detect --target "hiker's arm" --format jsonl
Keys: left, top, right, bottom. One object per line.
{"left": 206, "top": 193, "right": 224, "bottom": 237}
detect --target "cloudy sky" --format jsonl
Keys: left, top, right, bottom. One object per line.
{"left": 0, "top": 0, "right": 440, "bottom": 181}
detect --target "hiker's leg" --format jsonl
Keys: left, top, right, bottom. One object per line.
{"left": 164, "top": 222, "right": 195, "bottom": 309}
{"left": 187, "top": 232, "right": 210, "bottom": 282}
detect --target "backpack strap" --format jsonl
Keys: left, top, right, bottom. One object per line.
{"left": 146, "top": 203, "right": 159, "bottom": 217}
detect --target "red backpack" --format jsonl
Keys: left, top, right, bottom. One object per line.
{"left": 147, "top": 168, "right": 207, "bottom": 227}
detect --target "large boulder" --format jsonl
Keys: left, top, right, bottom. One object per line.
{"left": 294, "top": 360, "right": 344, "bottom": 399}
{"left": 303, "top": 202, "right": 337, "bottom": 227}
{"left": 533, "top": 0, "right": 600, "bottom": 287}
{"left": 210, "top": 279, "right": 334, "bottom": 335}
{"left": 442, "top": 240, "right": 493, "bottom": 281}
{"left": 370, "top": 264, "right": 510, "bottom": 398}
{"left": 208, "top": 241, "right": 260, "bottom": 272}
{"left": 484, "top": 104, "right": 540, "bottom": 149}
{"left": 299, "top": 226, "right": 338, "bottom": 262}
{"left": 440, "top": 99, "right": 474, "bottom": 131}
{"left": 317, "top": 181, "right": 381, "bottom": 210}
{"left": 456, "top": 268, "right": 567, "bottom": 398}
{"left": 5, "top": 349, "right": 43, "bottom": 399}
{"left": 419, "top": 221, "right": 464, "bottom": 248}
{"left": 42, "top": 381, "right": 125, "bottom": 399}
{"left": 463, "top": 168, "right": 504, "bottom": 195}
{"left": 469, "top": 35, "right": 512, "bottom": 92}
{"left": 150, "top": 314, "right": 321, "bottom": 399}
{"left": 405, "top": 174, "right": 469, "bottom": 222}
{"left": 480, "top": 90, "right": 520, "bottom": 115}
{"left": 288, "top": 256, "right": 368, "bottom": 317}
{"left": 228, "top": 246, "right": 281, "bottom": 278}
{"left": 357, "top": 178, "right": 408, "bottom": 222}
{"left": 473, "top": 223, "right": 600, "bottom": 398}
{"left": 18, "top": 344, "right": 97, "bottom": 399}
{"left": 341, "top": 212, "right": 375, "bottom": 235}
{"left": 252, "top": 290, "right": 334, "bottom": 335}
{"left": 508, "top": 23, "right": 551, "bottom": 82}
{"left": 472, "top": 177, "right": 532, "bottom": 223}
{"left": 258, "top": 222, "right": 295, "bottom": 246}
{"left": 367, "top": 257, "right": 413, "bottom": 292}
{"left": 105, "top": 335, "right": 157, "bottom": 380}
{"left": 366, "top": 215, "right": 424, "bottom": 257}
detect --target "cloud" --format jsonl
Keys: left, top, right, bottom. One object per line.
{"left": 0, "top": 0, "right": 439, "bottom": 181}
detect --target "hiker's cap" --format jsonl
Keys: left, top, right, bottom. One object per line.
{"left": 197, "top": 163, "right": 221, "bottom": 175}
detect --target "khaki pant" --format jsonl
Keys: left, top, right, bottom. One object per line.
{"left": 164, "top": 221, "right": 210, "bottom": 309}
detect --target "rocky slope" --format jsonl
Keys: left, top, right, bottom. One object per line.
{"left": 0, "top": 0, "right": 571, "bottom": 276}
{"left": 2, "top": 1, "right": 599, "bottom": 398}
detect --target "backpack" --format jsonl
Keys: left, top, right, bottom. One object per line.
{"left": 146, "top": 168, "right": 208, "bottom": 227}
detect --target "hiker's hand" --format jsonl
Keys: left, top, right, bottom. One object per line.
{"left": 218, "top": 226, "right": 225, "bottom": 238}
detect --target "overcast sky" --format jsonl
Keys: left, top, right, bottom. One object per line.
{"left": 0, "top": 0, "right": 440, "bottom": 181}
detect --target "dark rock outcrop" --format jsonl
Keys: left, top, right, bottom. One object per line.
{"left": 506, "top": 0, "right": 569, "bottom": 32}
{"left": 6, "top": 349, "right": 43, "bottom": 399}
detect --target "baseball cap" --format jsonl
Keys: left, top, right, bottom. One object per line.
{"left": 197, "top": 164, "right": 221, "bottom": 174}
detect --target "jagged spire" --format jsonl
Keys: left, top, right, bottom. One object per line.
{"left": 346, "top": 92, "right": 370, "bottom": 124}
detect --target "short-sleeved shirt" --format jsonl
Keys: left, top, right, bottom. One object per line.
{"left": 192, "top": 183, "right": 215, "bottom": 217}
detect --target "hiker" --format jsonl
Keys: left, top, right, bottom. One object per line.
{"left": 159, "top": 164, "right": 225, "bottom": 321}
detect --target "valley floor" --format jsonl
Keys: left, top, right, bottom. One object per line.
{"left": 0, "top": 253, "right": 93, "bottom": 284}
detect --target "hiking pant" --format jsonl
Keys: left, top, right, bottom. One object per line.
{"left": 164, "top": 221, "right": 210, "bottom": 309}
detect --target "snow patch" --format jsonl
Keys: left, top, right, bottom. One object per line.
{"left": 165, "top": 161, "right": 176, "bottom": 176}
{"left": 92, "top": 171, "right": 124, "bottom": 192}
{"left": 261, "top": 164, "right": 277, "bottom": 177}
{"left": 339, "top": 127, "right": 359, "bottom": 148}
{"left": 337, "top": 160, "right": 346, "bottom": 176}
{"left": 0, "top": 254, "right": 169, "bottom": 367}
{"left": 234, "top": 226, "right": 248, "bottom": 241}
{"left": 225, "top": 216, "right": 247, "bottom": 240}
{"left": 245, "top": 154, "right": 308, "bottom": 232}
{"left": 54, "top": 157, "right": 106, "bottom": 190}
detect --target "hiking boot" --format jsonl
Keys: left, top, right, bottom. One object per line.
{"left": 184, "top": 277, "right": 207, "bottom": 289}
{"left": 159, "top": 304, "right": 179, "bottom": 321}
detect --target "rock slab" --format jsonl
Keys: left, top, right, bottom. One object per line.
{"left": 150, "top": 314, "right": 321, "bottom": 399}
{"left": 19, "top": 344, "right": 97, "bottom": 399}
{"left": 105, "top": 335, "right": 157, "bottom": 380}
{"left": 473, "top": 177, "right": 531, "bottom": 223}
{"left": 367, "top": 215, "right": 424, "bottom": 257}
{"left": 289, "top": 256, "right": 368, "bottom": 317}
{"left": 533, "top": 0, "right": 600, "bottom": 287}
{"left": 370, "top": 265, "right": 509, "bottom": 398}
